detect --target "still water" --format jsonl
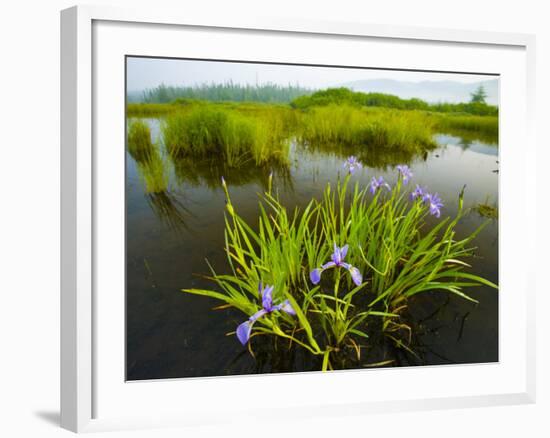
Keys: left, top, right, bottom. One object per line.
{"left": 126, "top": 119, "right": 498, "bottom": 380}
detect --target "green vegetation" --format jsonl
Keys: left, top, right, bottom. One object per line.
{"left": 127, "top": 120, "right": 168, "bottom": 193}
{"left": 433, "top": 113, "right": 498, "bottom": 139}
{"left": 128, "top": 87, "right": 499, "bottom": 155}
{"left": 126, "top": 103, "right": 180, "bottom": 117}
{"left": 161, "top": 105, "right": 292, "bottom": 167}
{"left": 291, "top": 87, "right": 498, "bottom": 116}
{"left": 128, "top": 97, "right": 497, "bottom": 173}
{"left": 299, "top": 105, "right": 436, "bottom": 151}
{"left": 182, "top": 173, "right": 497, "bottom": 370}
{"left": 127, "top": 119, "right": 157, "bottom": 162}
{"left": 140, "top": 82, "right": 312, "bottom": 104}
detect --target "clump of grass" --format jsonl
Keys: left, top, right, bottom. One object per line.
{"left": 162, "top": 106, "right": 290, "bottom": 167}
{"left": 127, "top": 120, "right": 169, "bottom": 193}
{"left": 182, "top": 168, "right": 497, "bottom": 371}
{"left": 127, "top": 120, "right": 156, "bottom": 163}
{"left": 299, "top": 105, "right": 437, "bottom": 152}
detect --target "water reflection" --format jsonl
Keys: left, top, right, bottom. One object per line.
{"left": 169, "top": 154, "right": 294, "bottom": 192}
{"left": 436, "top": 127, "right": 498, "bottom": 147}
{"left": 145, "top": 191, "right": 192, "bottom": 234}
{"left": 301, "top": 140, "right": 431, "bottom": 170}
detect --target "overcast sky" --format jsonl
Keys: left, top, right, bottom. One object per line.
{"left": 126, "top": 57, "right": 496, "bottom": 91}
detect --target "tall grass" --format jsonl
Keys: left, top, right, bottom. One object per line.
{"left": 433, "top": 113, "right": 498, "bottom": 142}
{"left": 182, "top": 169, "right": 497, "bottom": 370}
{"left": 162, "top": 105, "right": 291, "bottom": 167}
{"left": 299, "top": 105, "right": 437, "bottom": 151}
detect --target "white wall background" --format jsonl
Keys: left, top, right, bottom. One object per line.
{"left": 0, "top": 1, "right": 546, "bottom": 436}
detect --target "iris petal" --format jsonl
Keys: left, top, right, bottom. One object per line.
{"left": 310, "top": 268, "right": 322, "bottom": 284}
{"left": 321, "top": 261, "right": 336, "bottom": 270}
{"left": 340, "top": 244, "right": 349, "bottom": 260}
{"left": 236, "top": 320, "right": 253, "bottom": 345}
{"left": 348, "top": 266, "right": 363, "bottom": 286}
{"left": 332, "top": 243, "right": 341, "bottom": 264}
{"left": 250, "top": 309, "right": 267, "bottom": 322}
{"left": 261, "top": 286, "right": 273, "bottom": 310}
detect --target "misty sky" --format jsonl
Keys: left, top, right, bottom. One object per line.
{"left": 127, "top": 57, "right": 495, "bottom": 92}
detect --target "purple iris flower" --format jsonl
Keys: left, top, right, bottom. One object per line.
{"left": 343, "top": 156, "right": 362, "bottom": 174}
{"left": 236, "top": 283, "right": 296, "bottom": 345}
{"left": 396, "top": 165, "right": 413, "bottom": 184}
{"left": 423, "top": 192, "right": 444, "bottom": 218}
{"left": 369, "top": 176, "right": 391, "bottom": 195}
{"left": 410, "top": 184, "right": 427, "bottom": 201}
{"left": 310, "top": 243, "right": 362, "bottom": 286}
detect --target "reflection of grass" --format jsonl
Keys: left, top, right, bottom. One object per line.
{"left": 127, "top": 120, "right": 168, "bottom": 193}
{"left": 183, "top": 173, "right": 497, "bottom": 371}
{"left": 433, "top": 113, "right": 498, "bottom": 144}
{"left": 169, "top": 153, "right": 293, "bottom": 191}
{"left": 137, "top": 157, "right": 169, "bottom": 194}
{"left": 474, "top": 202, "right": 498, "bottom": 219}
{"left": 162, "top": 106, "right": 291, "bottom": 167}
{"left": 146, "top": 191, "right": 191, "bottom": 233}
{"left": 305, "top": 140, "right": 428, "bottom": 170}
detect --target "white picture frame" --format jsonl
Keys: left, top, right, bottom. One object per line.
{"left": 60, "top": 4, "right": 537, "bottom": 433}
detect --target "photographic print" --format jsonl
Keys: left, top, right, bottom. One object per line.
{"left": 125, "top": 57, "right": 498, "bottom": 380}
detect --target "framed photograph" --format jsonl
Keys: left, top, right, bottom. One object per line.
{"left": 61, "top": 5, "right": 536, "bottom": 433}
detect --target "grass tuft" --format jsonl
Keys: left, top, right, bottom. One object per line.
{"left": 162, "top": 105, "right": 291, "bottom": 167}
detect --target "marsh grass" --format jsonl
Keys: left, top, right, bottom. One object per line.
{"left": 162, "top": 105, "right": 291, "bottom": 167}
{"left": 128, "top": 101, "right": 498, "bottom": 161}
{"left": 433, "top": 113, "right": 498, "bottom": 143}
{"left": 126, "top": 103, "right": 182, "bottom": 117}
{"left": 182, "top": 171, "right": 497, "bottom": 370}
{"left": 298, "top": 105, "right": 437, "bottom": 152}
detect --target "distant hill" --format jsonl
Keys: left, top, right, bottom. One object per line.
{"left": 340, "top": 79, "right": 498, "bottom": 105}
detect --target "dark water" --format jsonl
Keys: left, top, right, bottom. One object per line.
{"left": 126, "top": 119, "right": 498, "bottom": 380}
